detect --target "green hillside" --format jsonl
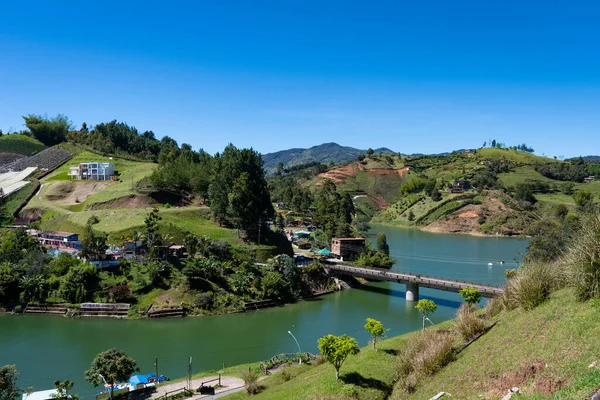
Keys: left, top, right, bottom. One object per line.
{"left": 0, "top": 134, "right": 45, "bottom": 155}
{"left": 222, "top": 289, "right": 600, "bottom": 400}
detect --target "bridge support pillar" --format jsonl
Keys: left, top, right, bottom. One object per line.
{"left": 406, "top": 282, "right": 419, "bottom": 302}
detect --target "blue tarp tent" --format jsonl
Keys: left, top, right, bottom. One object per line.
{"left": 129, "top": 373, "right": 156, "bottom": 385}
{"left": 316, "top": 249, "right": 332, "bottom": 255}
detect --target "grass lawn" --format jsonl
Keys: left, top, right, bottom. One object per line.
{"left": 477, "top": 148, "right": 555, "bottom": 165}
{"left": 224, "top": 335, "right": 405, "bottom": 400}
{"left": 498, "top": 166, "right": 556, "bottom": 188}
{"left": 535, "top": 192, "right": 577, "bottom": 205}
{"left": 0, "top": 134, "right": 45, "bottom": 155}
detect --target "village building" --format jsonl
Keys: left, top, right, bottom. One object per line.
{"left": 331, "top": 237, "right": 366, "bottom": 260}
{"left": 584, "top": 175, "right": 596, "bottom": 183}
{"left": 68, "top": 161, "right": 116, "bottom": 181}
{"left": 451, "top": 179, "right": 471, "bottom": 193}
{"left": 28, "top": 229, "right": 81, "bottom": 251}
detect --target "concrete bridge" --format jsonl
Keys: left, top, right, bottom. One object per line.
{"left": 323, "top": 262, "right": 503, "bottom": 301}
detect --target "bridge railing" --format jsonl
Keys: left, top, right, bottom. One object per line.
{"left": 324, "top": 263, "right": 503, "bottom": 290}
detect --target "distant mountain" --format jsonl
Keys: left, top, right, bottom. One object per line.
{"left": 568, "top": 155, "right": 600, "bottom": 164}
{"left": 262, "top": 142, "right": 394, "bottom": 174}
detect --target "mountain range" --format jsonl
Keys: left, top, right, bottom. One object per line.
{"left": 261, "top": 142, "right": 394, "bottom": 174}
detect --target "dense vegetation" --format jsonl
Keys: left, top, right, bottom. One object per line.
{"left": 0, "top": 134, "right": 45, "bottom": 155}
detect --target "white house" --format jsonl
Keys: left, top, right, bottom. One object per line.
{"left": 68, "top": 162, "right": 115, "bottom": 181}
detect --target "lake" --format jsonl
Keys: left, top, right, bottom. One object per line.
{"left": 0, "top": 225, "right": 528, "bottom": 397}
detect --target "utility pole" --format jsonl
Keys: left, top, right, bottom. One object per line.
{"left": 155, "top": 358, "right": 159, "bottom": 381}
{"left": 188, "top": 356, "right": 192, "bottom": 390}
{"left": 258, "top": 217, "right": 261, "bottom": 245}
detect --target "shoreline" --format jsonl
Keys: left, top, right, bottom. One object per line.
{"left": 371, "top": 221, "right": 524, "bottom": 239}
{"left": 0, "top": 289, "right": 341, "bottom": 319}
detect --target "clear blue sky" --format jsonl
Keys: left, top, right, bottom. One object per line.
{"left": 1, "top": 0, "right": 599, "bottom": 157}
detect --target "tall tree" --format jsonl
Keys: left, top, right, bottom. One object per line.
{"left": 22, "top": 114, "right": 71, "bottom": 146}
{"left": 208, "top": 145, "right": 273, "bottom": 241}
{"left": 376, "top": 232, "right": 390, "bottom": 256}
{"left": 144, "top": 208, "right": 162, "bottom": 257}
{"left": 0, "top": 365, "right": 21, "bottom": 400}
{"left": 85, "top": 348, "right": 138, "bottom": 395}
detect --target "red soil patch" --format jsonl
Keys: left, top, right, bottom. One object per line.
{"left": 487, "top": 362, "right": 546, "bottom": 398}
{"left": 317, "top": 162, "right": 409, "bottom": 185}
{"left": 368, "top": 195, "right": 389, "bottom": 210}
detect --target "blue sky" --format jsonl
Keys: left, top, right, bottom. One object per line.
{"left": 0, "top": 0, "right": 599, "bottom": 157}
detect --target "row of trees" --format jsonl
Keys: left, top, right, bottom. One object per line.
{"left": 482, "top": 140, "right": 534, "bottom": 153}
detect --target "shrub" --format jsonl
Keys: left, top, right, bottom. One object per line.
{"left": 313, "top": 355, "right": 326, "bottom": 366}
{"left": 453, "top": 304, "right": 486, "bottom": 341}
{"left": 502, "top": 262, "right": 561, "bottom": 310}
{"left": 280, "top": 369, "right": 291, "bottom": 382}
{"left": 340, "top": 384, "right": 359, "bottom": 398}
{"left": 484, "top": 296, "right": 504, "bottom": 318}
{"left": 396, "top": 330, "right": 455, "bottom": 394}
{"left": 193, "top": 292, "right": 214, "bottom": 310}
{"left": 562, "top": 214, "right": 600, "bottom": 300}
{"left": 242, "top": 368, "right": 260, "bottom": 395}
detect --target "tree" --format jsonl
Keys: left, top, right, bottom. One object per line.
{"left": 366, "top": 148, "right": 374, "bottom": 156}
{"left": 376, "top": 233, "right": 390, "bottom": 256}
{"left": 208, "top": 145, "right": 274, "bottom": 241}
{"left": 0, "top": 263, "right": 21, "bottom": 305}
{"left": 415, "top": 299, "right": 437, "bottom": 330}
{"left": 20, "top": 274, "right": 46, "bottom": 304}
{"left": 276, "top": 161, "right": 284, "bottom": 177}
{"left": 407, "top": 209, "right": 415, "bottom": 222}
{"left": 431, "top": 187, "right": 442, "bottom": 201}
{"left": 144, "top": 207, "right": 162, "bottom": 257}
{"left": 317, "top": 334, "right": 360, "bottom": 380}
{"left": 85, "top": 348, "right": 139, "bottom": 392}
{"left": 364, "top": 318, "right": 387, "bottom": 351}
{"left": 459, "top": 287, "right": 482, "bottom": 305}
{"left": 51, "top": 380, "right": 79, "bottom": 400}
{"left": 81, "top": 220, "right": 108, "bottom": 260}
{"left": 491, "top": 139, "right": 496, "bottom": 148}
{"left": 59, "top": 263, "right": 98, "bottom": 303}
{"left": 183, "top": 232, "right": 200, "bottom": 258}
{"left": 0, "top": 365, "right": 21, "bottom": 400}
{"left": 22, "top": 114, "right": 71, "bottom": 146}
{"left": 514, "top": 183, "right": 536, "bottom": 204}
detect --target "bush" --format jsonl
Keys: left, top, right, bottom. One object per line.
{"left": 396, "top": 330, "right": 455, "bottom": 394}
{"left": 242, "top": 368, "right": 260, "bottom": 395}
{"left": 562, "top": 214, "right": 600, "bottom": 300}
{"left": 340, "top": 384, "right": 359, "bottom": 398}
{"left": 280, "top": 369, "right": 291, "bottom": 382}
{"left": 502, "top": 262, "right": 561, "bottom": 310}
{"left": 453, "top": 304, "right": 486, "bottom": 341}
{"left": 12, "top": 305, "right": 23, "bottom": 314}
{"left": 484, "top": 296, "right": 504, "bottom": 318}
{"left": 193, "top": 292, "right": 214, "bottom": 310}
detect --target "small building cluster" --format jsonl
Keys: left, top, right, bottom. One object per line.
{"left": 451, "top": 179, "right": 471, "bottom": 193}
{"left": 68, "top": 161, "right": 116, "bottom": 181}
{"left": 584, "top": 175, "right": 596, "bottom": 183}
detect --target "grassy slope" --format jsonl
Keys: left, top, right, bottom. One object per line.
{"left": 406, "top": 289, "right": 600, "bottom": 399}
{"left": 0, "top": 134, "right": 45, "bottom": 155}
{"left": 225, "top": 336, "right": 403, "bottom": 400}
{"left": 1, "top": 182, "right": 33, "bottom": 216}
{"left": 220, "top": 289, "right": 600, "bottom": 400}
{"left": 44, "top": 150, "right": 156, "bottom": 206}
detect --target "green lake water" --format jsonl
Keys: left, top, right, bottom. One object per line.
{"left": 0, "top": 225, "right": 528, "bottom": 397}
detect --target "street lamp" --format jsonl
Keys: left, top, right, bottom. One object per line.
{"left": 99, "top": 374, "right": 113, "bottom": 400}
{"left": 288, "top": 330, "right": 302, "bottom": 364}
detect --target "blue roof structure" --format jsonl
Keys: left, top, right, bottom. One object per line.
{"left": 129, "top": 373, "right": 156, "bottom": 385}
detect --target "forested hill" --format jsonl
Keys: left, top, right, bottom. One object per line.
{"left": 262, "top": 142, "right": 394, "bottom": 174}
